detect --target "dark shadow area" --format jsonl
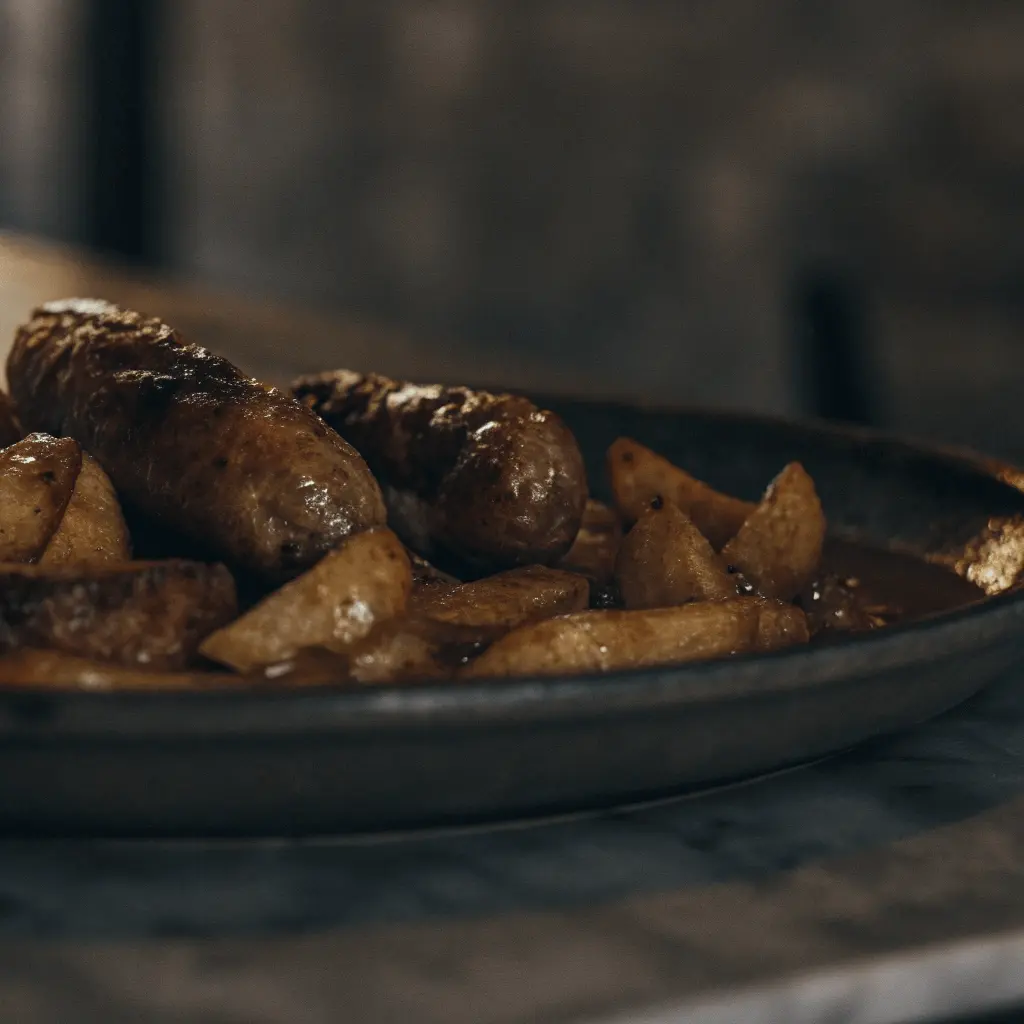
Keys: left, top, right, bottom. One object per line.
{"left": 941, "top": 1010, "right": 1024, "bottom": 1024}
{"left": 793, "top": 269, "right": 878, "bottom": 426}
{"left": 82, "top": 0, "right": 162, "bottom": 263}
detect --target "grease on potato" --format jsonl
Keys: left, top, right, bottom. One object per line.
{"left": 0, "top": 561, "right": 237, "bottom": 669}
{"left": 200, "top": 526, "right": 412, "bottom": 671}
{"left": 755, "top": 600, "right": 811, "bottom": 651}
{"left": 345, "top": 617, "right": 493, "bottom": 684}
{"left": 0, "top": 433, "right": 81, "bottom": 563}
{"left": 40, "top": 452, "right": 131, "bottom": 565}
{"left": 721, "top": 462, "right": 825, "bottom": 600}
{"left": 0, "top": 648, "right": 241, "bottom": 691}
{"left": 412, "top": 564, "right": 589, "bottom": 633}
{"left": 607, "top": 437, "right": 754, "bottom": 548}
{"left": 616, "top": 501, "right": 735, "bottom": 609}
{"left": 463, "top": 596, "right": 812, "bottom": 679}
{"left": 461, "top": 599, "right": 763, "bottom": 678}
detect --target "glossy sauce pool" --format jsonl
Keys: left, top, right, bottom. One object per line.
{"left": 813, "top": 537, "right": 985, "bottom": 634}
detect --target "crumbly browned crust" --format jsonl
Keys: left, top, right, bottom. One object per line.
{"left": 0, "top": 560, "right": 237, "bottom": 670}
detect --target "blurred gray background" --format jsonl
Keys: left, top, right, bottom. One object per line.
{"left": 2, "top": 0, "right": 1023, "bottom": 454}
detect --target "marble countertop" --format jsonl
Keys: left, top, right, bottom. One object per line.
{"left": 4, "top": 232, "right": 1024, "bottom": 1023}
{"left": 5, "top": 667, "right": 1024, "bottom": 1022}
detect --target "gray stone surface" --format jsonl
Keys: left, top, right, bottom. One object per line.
{"left": 2, "top": 663, "right": 1024, "bottom": 1022}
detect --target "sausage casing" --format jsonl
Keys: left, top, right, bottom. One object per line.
{"left": 8, "top": 300, "right": 386, "bottom": 580}
{"left": 292, "top": 370, "right": 588, "bottom": 574}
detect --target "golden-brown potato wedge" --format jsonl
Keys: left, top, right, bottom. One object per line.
{"left": 721, "top": 462, "right": 825, "bottom": 600}
{"left": 556, "top": 499, "right": 622, "bottom": 586}
{"left": 0, "top": 561, "right": 237, "bottom": 669}
{"left": 0, "top": 648, "right": 240, "bottom": 691}
{"left": 249, "top": 620, "right": 489, "bottom": 688}
{"left": 0, "top": 390, "right": 22, "bottom": 449}
{"left": 607, "top": 437, "right": 755, "bottom": 548}
{"left": 408, "top": 548, "right": 460, "bottom": 600}
{"left": 615, "top": 501, "right": 736, "bottom": 609}
{"left": 461, "top": 598, "right": 769, "bottom": 678}
{"left": 412, "top": 564, "right": 589, "bottom": 633}
{"left": 345, "top": 616, "right": 496, "bottom": 684}
{"left": 200, "top": 526, "right": 412, "bottom": 671}
{"left": 346, "top": 622, "right": 443, "bottom": 684}
{"left": 252, "top": 646, "right": 354, "bottom": 688}
{"left": 0, "top": 433, "right": 81, "bottom": 563}
{"left": 40, "top": 452, "right": 131, "bottom": 565}
{"left": 754, "top": 600, "right": 811, "bottom": 651}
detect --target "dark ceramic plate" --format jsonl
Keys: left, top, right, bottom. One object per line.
{"left": 1, "top": 399, "right": 1023, "bottom": 837}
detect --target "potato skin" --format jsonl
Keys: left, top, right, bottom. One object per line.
{"left": 413, "top": 564, "right": 589, "bottom": 632}
{"left": 0, "top": 432, "right": 81, "bottom": 562}
{"left": 0, "top": 560, "right": 237, "bottom": 670}
{"left": 462, "top": 598, "right": 763, "bottom": 678}
{"left": 556, "top": 499, "right": 622, "bottom": 587}
{"left": 0, "top": 648, "right": 240, "bottom": 691}
{"left": 292, "top": 370, "right": 588, "bottom": 575}
{"left": 463, "top": 596, "right": 810, "bottom": 678}
{"left": 615, "top": 502, "right": 735, "bottom": 609}
{"left": 199, "top": 526, "right": 412, "bottom": 672}
{"left": 607, "top": 437, "right": 754, "bottom": 548}
{"left": 7, "top": 299, "right": 386, "bottom": 581}
{"left": 721, "top": 462, "right": 825, "bottom": 600}
{"left": 40, "top": 452, "right": 131, "bottom": 565}
{"left": 407, "top": 548, "right": 460, "bottom": 600}
{"left": 755, "top": 600, "right": 811, "bottom": 651}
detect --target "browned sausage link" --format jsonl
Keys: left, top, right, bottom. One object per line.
{"left": 292, "top": 370, "right": 588, "bottom": 574}
{"left": 7, "top": 300, "right": 386, "bottom": 580}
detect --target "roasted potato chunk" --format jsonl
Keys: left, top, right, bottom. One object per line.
{"left": 0, "top": 433, "right": 81, "bottom": 563}
{"left": 342, "top": 617, "right": 489, "bottom": 684}
{"left": 40, "top": 452, "right": 131, "bottom": 565}
{"left": 412, "top": 564, "right": 589, "bottom": 633}
{"left": 0, "top": 561, "right": 236, "bottom": 669}
{"left": 556, "top": 499, "right": 622, "bottom": 586}
{"left": 346, "top": 622, "right": 444, "bottom": 684}
{"left": 607, "top": 437, "right": 755, "bottom": 548}
{"left": 615, "top": 501, "right": 736, "bottom": 609}
{"left": 200, "top": 526, "right": 412, "bottom": 671}
{"left": 755, "top": 600, "right": 811, "bottom": 651}
{"left": 462, "top": 598, "right": 772, "bottom": 678}
{"left": 0, "top": 648, "right": 239, "bottom": 691}
{"left": 408, "top": 548, "right": 460, "bottom": 600}
{"left": 0, "top": 390, "right": 22, "bottom": 449}
{"left": 721, "top": 462, "right": 825, "bottom": 600}
{"left": 251, "top": 646, "right": 354, "bottom": 688}
{"left": 253, "top": 626, "right": 485, "bottom": 688}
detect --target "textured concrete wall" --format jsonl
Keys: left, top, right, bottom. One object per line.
{"left": 159, "top": 0, "right": 1024, "bottom": 447}
{"left": 2, "top": 2, "right": 1023, "bottom": 451}
{"left": 0, "top": 0, "right": 85, "bottom": 239}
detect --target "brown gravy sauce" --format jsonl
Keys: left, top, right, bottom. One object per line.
{"left": 806, "top": 537, "right": 985, "bottom": 639}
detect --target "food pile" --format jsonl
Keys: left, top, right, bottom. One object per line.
{"left": 0, "top": 299, "right": 859, "bottom": 691}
